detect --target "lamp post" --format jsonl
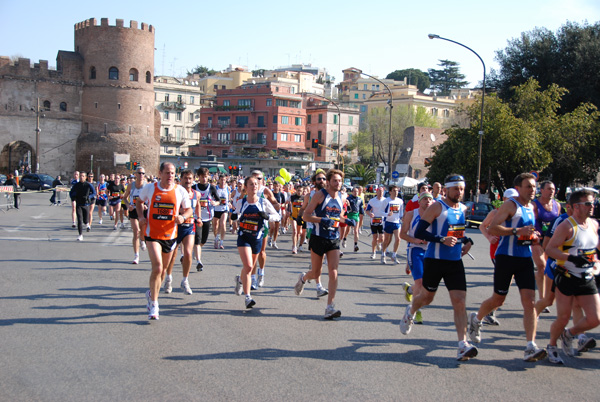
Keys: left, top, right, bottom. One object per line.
{"left": 303, "top": 92, "right": 341, "bottom": 169}
{"left": 349, "top": 68, "right": 393, "bottom": 184}
{"left": 428, "top": 34, "right": 486, "bottom": 201}
{"left": 31, "top": 97, "right": 45, "bottom": 173}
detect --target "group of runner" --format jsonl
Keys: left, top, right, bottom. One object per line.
{"left": 66, "top": 165, "right": 600, "bottom": 365}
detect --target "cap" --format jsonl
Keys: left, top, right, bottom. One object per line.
{"left": 419, "top": 192, "right": 433, "bottom": 201}
{"left": 503, "top": 188, "right": 518, "bottom": 198}
{"left": 417, "top": 182, "right": 430, "bottom": 191}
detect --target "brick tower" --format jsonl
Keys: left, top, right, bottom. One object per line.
{"left": 74, "top": 18, "right": 159, "bottom": 175}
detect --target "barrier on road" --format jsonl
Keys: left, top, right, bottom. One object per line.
{"left": 0, "top": 185, "right": 16, "bottom": 211}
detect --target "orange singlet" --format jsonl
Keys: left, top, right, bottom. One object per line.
{"left": 146, "top": 183, "right": 181, "bottom": 240}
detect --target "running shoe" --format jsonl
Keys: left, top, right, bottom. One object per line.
{"left": 98, "top": 219, "right": 102, "bottom": 225}
{"left": 577, "top": 335, "right": 597, "bottom": 354}
{"left": 342, "top": 239, "right": 347, "bottom": 249}
{"left": 86, "top": 225, "right": 91, "bottom": 232}
{"left": 354, "top": 244, "right": 359, "bottom": 252}
{"left": 457, "top": 342, "right": 478, "bottom": 361}
{"left": 339, "top": 251, "right": 344, "bottom": 258}
{"left": 294, "top": 273, "right": 306, "bottom": 295}
{"left": 524, "top": 343, "right": 547, "bottom": 362}
{"left": 324, "top": 304, "right": 341, "bottom": 320}
{"left": 245, "top": 297, "right": 256, "bottom": 309}
{"left": 381, "top": 254, "right": 387, "bottom": 265}
{"left": 214, "top": 238, "right": 219, "bottom": 249}
{"left": 251, "top": 277, "right": 258, "bottom": 290}
{"left": 234, "top": 275, "right": 243, "bottom": 295}
{"left": 298, "top": 245, "right": 303, "bottom": 252}
{"left": 403, "top": 282, "right": 413, "bottom": 303}
{"left": 196, "top": 261, "right": 203, "bottom": 272}
{"left": 181, "top": 280, "right": 193, "bottom": 295}
{"left": 77, "top": 235, "right": 83, "bottom": 241}
{"left": 468, "top": 312, "right": 482, "bottom": 343}
{"left": 219, "top": 240, "right": 224, "bottom": 249}
{"left": 72, "top": 223, "right": 76, "bottom": 228}
{"left": 132, "top": 256, "right": 139, "bottom": 265}
{"left": 483, "top": 311, "right": 500, "bottom": 326}
{"left": 415, "top": 310, "right": 423, "bottom": 324}
{"left": 141, "top": 242, "right": 147, "bottom": 251}
{"left": 272, "top": 241, "right": 278, "bottom": 249}
{"left": 121, "top": 222, "right": 126, "bottom": 229}
{"left": 370, "top": 253, "right": 376, "bottom": 260}
{"left": 268, "top": 239, "right": 273, "bottom": 247}
{"left": 113, "top": 224, "right": 117, "bottom": 230}
{"left": 391, "top": 254, "right": 400, "bottom": 264}
{"left": 258, "top": 275, "right": 265, "bottom": 287}
{"left": 292, "top": 247, "right": 297, "bottom": 255}
{"left": 560, "top": 329, "right": 576, "bottom": 357}
{"left": 377, "top": 243, "right": 382, "bottom": 251}
{"left": 399, "top": 305, "right": 414, "bottom": 335}
{"left": 316, "top": 287, "right": 329, "bottom": 298}
{"left": 148, "top": 303, "right": 159, "bottom": 320}
{"left": 359, "top": 228, "right": 363, "bottom": 234}
{"left": 303, "top": 239, "right": 307, "bottom": 245}
{"left": 542, "top": 307, "right": 551, "bottom": 313}
{"left": 164, "top": 278, "right": 172, "bottom": 294}
{"left": 547, "top": 345, "right": 564, "bottom": 364}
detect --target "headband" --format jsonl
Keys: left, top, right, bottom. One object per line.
{"left": 445, "top": 181, "right": 465, "bottom": 188}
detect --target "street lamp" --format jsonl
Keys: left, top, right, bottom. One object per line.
{"left": 31, "top": 97, "right": 45, "bottom": 173}
{"left": 349, "top": 68, "right": 393, "bottom": 184}
{"left": 303, "top": 92, "right": 341, "bottom": 169}
{"left": 428, "top": 34, "right": 486, "bottom": 201}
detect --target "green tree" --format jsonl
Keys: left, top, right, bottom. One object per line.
{"left": 345, "top": 164, "right": 376, "bottom": 186}
{"left": 386, "top": 69, "right": 430, "bottom": 92}
{"left": 428, "top": 59, "right": 468, "bottom": 96}
{"left": 352, "top": 105, "right": 439, "bottom": 172}
{"left": 491, "top": 21, "right": 600, "bottom": 113}
{"left": 187, "top": 65, "right": 217, "bottom": 77}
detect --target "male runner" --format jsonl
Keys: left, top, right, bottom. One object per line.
{"left": 137, "top": 162, "right": 192, "bottom": 320}
{"left": 344, "top": 187, "right": 364, "bottom": 252}
{"left": 96, "top": 174, "right": 108, "bottom": 225}
{"left": 366, "top": 186, "right": 386, "bottom": 259}
{"left": 296, "top": 169, "right": 354, "bottom": 319}
{"left": 269, "top": 181, "right": 286, "bottom": 249}
{"left": 213, "top": 175, "right": 230, "bottom": 249}
{"left": 467, "top": 173, "right": 547, "bottom": 362}
{"left": 69, "top": 172, "right": 96, "bottom": 241}
{"left": 399, "top": 174, "right": 478, "bottom": 361}
{"left": 123, "top": 167, "right": 148, "bottom": 264}
{"left": 69, "top": 171, "right": 80, "bottom": 228}
{"left": 545, "top": 189, "right": 600, "bottom": 364}
{"left": 192, "top": 168, "right": 221, "bottom": 271}
{"left": 381, "top": 185, "right": 404, "bottom": 265}
{"left": 107, "top": 175, "right": 124, "bottom": 230}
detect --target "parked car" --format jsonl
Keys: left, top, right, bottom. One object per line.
{"left": 464, "top": 201, "right": 494, "bottom": 227}
{"left": 20, "top": 173, "right": 54, "bottom": 191}
{"left": 0, "top": 174, "right": 6, "bottom": 185}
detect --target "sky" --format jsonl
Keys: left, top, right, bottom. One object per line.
{"left": 1, "top": 0, "right": 599, "bottom": 87}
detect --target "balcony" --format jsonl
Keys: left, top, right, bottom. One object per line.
{"left": 161, "top": 101, "right": 186, "bottom": 111}
{"left": 214, "top": 105, "right": 254, "bottom": 112}
{"left": 200, "top": 137, "right": 267, "bottom": 147}
{"left": 161, "top": 135, "right": 186, "bottom": 146}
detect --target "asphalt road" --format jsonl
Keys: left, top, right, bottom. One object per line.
{"left": 1, "top": 192, "right": 599, "bottom": 401}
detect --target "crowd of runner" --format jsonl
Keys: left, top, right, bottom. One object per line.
{"left": 66, "top": 164, "right": 600, "bottom": 364}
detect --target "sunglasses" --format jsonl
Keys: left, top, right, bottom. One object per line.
{"left": 316, "top": 177, "right": 326, "bottom": 181}
{"left": 574, "top": 201, "right": 594, "bottom": 207}
{"left": 137, "top": 172, "right": 145, "bottom": 175}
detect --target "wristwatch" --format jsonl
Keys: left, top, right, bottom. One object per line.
{"left": 512, "top": 228, "right": 518, "bottom": 236}
{"left": 440, "top": 237, "right": 446, "bottom": 243}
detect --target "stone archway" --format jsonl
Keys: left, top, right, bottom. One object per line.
{"left": 0, "top": 141, "right": 35, "bottom": 175}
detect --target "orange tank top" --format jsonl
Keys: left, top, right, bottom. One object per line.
{"left": 147, "top": 183, "right": 180, "bottom": 240}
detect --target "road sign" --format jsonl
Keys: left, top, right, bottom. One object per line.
{"left": 392, "top": 171, "right": 400, "bottom": 179}
{"left": 376, "top": 167, "right": 383, "bottom": 173}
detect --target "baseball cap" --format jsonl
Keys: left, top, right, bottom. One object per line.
{"left": 504, "top": 188, "right": 518, "bottom": 198}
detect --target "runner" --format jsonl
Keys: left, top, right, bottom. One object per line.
{"left": 107, "top": 175, "right": 124, "bottom": 230}
{"left": 545, "top": 189, "right": 600, "bottom": 364}
{"left": 119, "top": 176, "right": 131, "bottom": 229}
{"left": 86, "top": 172, "right": 97, "bottom": 232}
{"left": 366, "top": 186, "right": 386, "bottom": 259}
{"left": 290, "top": 184, "right": 304, "bottom": 254}
{"left": 233, "top": 175, "right": 280, "bottom": 308}
{"left": 212, "top": 175, "right": 230, "bottom": 249}
{"left": 69, "top": 172, "right": 95, "bottom": 241}
{"left": 69, "top": 171, "right": 80, "bottom": 228}
{"left": 96, "top": 174, "right": 108, "bottom": 225}
{"left": 229, "top": 180, "right": 244, "bottom": 235}
{"left": 163, "top": 169, "right": 202, "bottom": 295}
{"left": 357, "top": 185, "right": 365, "bottom": 235}
{"left": 399, "top": 174, "right": 478, "bottom": 361}
{"left": 136, "top": 162, "right": 192, "bottom": 320}
{"left": 381, "top": 185, "right": 404, "bottom": 265}
{"left": 123, "top": 167, "right": 148, "bottom": 264}
{"left": 269, "top": 181, "right": 286, "bottom": 249}
{"left": 344, "top": 187, "right": 364, "bottom": 252}
{"left": 467, "top": 173, "right": 547, "bottom": 362}
{"left": 400, "top": 191, "right": 433, "bottom": 324}
{"left": 192, "top": 168, "right": 221, "bottom": 271}
{"left": 295, "top": 169, "right": 354, "bottom": 319}
{"left": 532, "top": 180, "right": 561, "bottom": 303}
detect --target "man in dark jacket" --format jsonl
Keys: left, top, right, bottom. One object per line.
{"left": 4, "top": 174, "right": 19, "bottom": 209}
{"left": 69, "top": 172, "right": 96, "bottom": 241}
{"left": 50, "top": 175, "right": 64, "bottom": 205}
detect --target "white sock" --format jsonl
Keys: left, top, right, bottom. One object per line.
{"left": 182, "top": 276, "right": 188, "bottom": 282}
{"left": 316, "top": 283, "right": 324, "bottom": 290}
{"left": 166, "top": 274, "right": 172, "bottom": 282}
{"left": 258, "top": 268, "right": 264, "bottom": 276}
{"left": 251, "top": 274, "right": 257, "bottom": 281}
{"left": 134, "top": 253, "right": 139, "bottom": 258}
{"left": 459, "top": 340, "right": 467, "bottom": 348}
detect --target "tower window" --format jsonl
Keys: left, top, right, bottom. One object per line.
{"left": 60, "top": 102, "right": 67, "bottom": 112}
{"left": 146, "top": 71, "right": 151, "bottom": 84}
{"left": 43, "top": 100, "right": 51, "bottom": 111}
{"left": 109, "top": 67, "right": 119, "bottom": 80}
{"left": 90, "top": 66, "right": 96, "bottom": 80}
{"left": 129, "top": 68, "right": 138, "bottom": 82}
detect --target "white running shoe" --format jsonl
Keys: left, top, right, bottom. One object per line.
{"left": 399, "top": 305, "right": 414, "bottom": 335}
{"left": 316, "top": 287, "right": 329, "bottom": 298}
{"left": 245, "top": 296, "right": 256, "bottom": 309}
{"left": 141, "top": 242, "right": 147, "bottom": 251}
{"left": 577, "top": 334, "right": 597, "bottom": 353}
{"left": 77, "top": 235, "right": 83, "bottom": 241}
{"left": 121, "top": 222, "right": 126, "bottom": 229}
{"left": 547, "top": 345, "right": 564, "bottom": 364}
{"left": 391, "top": 254, "right": 400, "bottom": 264}
{"left": 294, "top": 273, "right": 306, "bottom": 295}
{"left": 268, "top": 239, "right": 273, "bottom": 247}
{"left": 164, "top": 279, "right": 173, "bottom": 294}
{"left": 258, "top": 275, "right": 265, "bottom": 287}
{"left": 377, "top": 243, "right": 382, "bottom": 251}
{"left": 219, "top": 240, "right": 224, "bottom": 249}
{"left": 292, "top": 246, "right": 297, "bottom": 255}
{"left": 86, "top": 225, "right": 91, "bottom": 232}
{"left": 214, "top": 238, "right": 219, "bottom": 249}
{"left": 370, "top": 253, "right": 376, "bottom": 259}
{"left": 132, "top": 256, "right": 139, "bottom": 265}
{"left": 251, "top": 277, "right": 258, "bottom": 290}
{"left": 468, "top": 312, "right": 482, "bottom": 343}
{"left": 457, "top": 342, "right": 478, "bottom": 361}
{"left": 298, "top": 245, "right": 303, "bottom": 252}
{"left": 381, "top": 254, "right": 387, "bottom": 265}
{"left": 341, "top": 239, "right": 347, "bottom": 249}
{"left": 148, "top": 303, "right": 159, "bottom": 320}
{"left": 272, "top": 241, "right": 278, "bottom": 249}
{"left": 524, "top": 343, "right": 547, "bottom": 362}
{"left": 181, "top": 280, "right": 193, "bottom": 295}
{"left": 98, "top": 219, "right": 102, "bottom": 225}
{"left": 560, "top": 329, "right": 576, "bottom": 357}
{"left": 234, "top": 275, "right": 243, "bottom": 295}
{"left": 324, "top": 304, "right": 341, "bottom": 320}
{"left": 113, "top": 224, "right": 117, "bottom": 230}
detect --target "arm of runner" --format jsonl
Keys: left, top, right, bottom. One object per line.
{"left": 264, "top": 199, "right": 281, "bottom": 222}
{"left": 488, "top": 200, "right": 534, "bottom": 237}
{"left": 545, "top": 220, "right": 574, "bottom": 262}
{"left": 301, "top": 190, "right": 325, "bottom": 224}
{"left": 298, "top": 193, "right": 310, "bottom": 219}
{"left": 262, "top": 187, "right": 281, "bottom": 212}
{"left": 479, "top": 209, "right": 499, "bottom": 244}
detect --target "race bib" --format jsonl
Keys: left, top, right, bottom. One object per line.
{"left": 152, "top": 202, "right": 174, "bottom": 221}
{"left": 199, "top": 198, "right": 208, "bottom": 208}
{"left": 447, "top": 224, "right": 465, "bottom": 238}
{"left": 390, "top": 204, "right": 400, "bottom": 213}
{"left": 517, "top": 234, "right": 535, "bottom": 246}
{"left": 372, "top": 217, "right": 383, "bottom": 225}
{"left": 240, "top": 220, "right": 259, "bottom": 232}
{"left": 578, "top": 248, "right": 597, "bottom": 268}
{"left": 330, "top": 217, "right": 340, "bottom": 228}
{"left": 220, "top": 198, "right": 227, "bottom": 205}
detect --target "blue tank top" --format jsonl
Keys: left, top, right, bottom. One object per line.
{"left": 495, "top": 197, "right": 535, "bottom": 258}
{"left": 533, "top": 198, "right": 560, "bottom": 236}
{"left": 237, "top": 197, "right": 268, "bottom": 241}
{"left": 408, "top": 209, "right": 427, "bottom": 251}
{"left": 425, "top": 200, "right": 466, "bottom": 261}
{"left": 313, "top": 188, "right": 343, "bottom": 240}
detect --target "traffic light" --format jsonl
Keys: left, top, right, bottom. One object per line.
{"left": 133, "top": 161, "right": 138, "bottom": 170}
{"left": 125, "top": 162, "right": 131, "bottom": 169}
{"left": 312, "top": 139, "right": 319, "bottom": 149}
{"left": 228, "top": 165, "right": 233, "bottom": 174}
